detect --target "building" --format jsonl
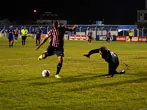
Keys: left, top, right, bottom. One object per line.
{"left": 137, "top": 0, "right": 147, "bottom": 24}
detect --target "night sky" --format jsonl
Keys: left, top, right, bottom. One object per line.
{"left": 0, "top": 0, "right": 145, "bottom": 24}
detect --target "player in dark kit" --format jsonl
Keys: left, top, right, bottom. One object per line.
{"left": 83, "top": 46, "right": 128, "bottom": 77}
{"left": 14, "top": 27, "right": 20, "bottom": 42}
{"left": 6, "top": 25, "right": 14, "bottom": 48}
{"left": 36, "top": 21, "right": 77, "bottom": 79}
{"left": 87, "top": 29, "right": 92, "bottom": 43}
{"left": 35, "top": 26, "right": 42, "bottom": 46}
{"left": 106, "top": 30, "right": 111, "bottom": 43}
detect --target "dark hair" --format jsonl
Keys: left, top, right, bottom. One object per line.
{"left": 53, "top": 20, "right": 59, "bottom": 25}
{"left": 99, "top": 46, "right": 107, "bottom": 51}
{"left": 99, "top": 46, "right": 108, "bottom": 54}
{"left": 99, "top": 46, "right": 108, "bottom": 58}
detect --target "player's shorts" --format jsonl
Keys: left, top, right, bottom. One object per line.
{"left": 36, "top": 36, "right": 41, "bottom": 40}
{"left": 129, "top": 36, "right": 132, "bottom": 40}
{"left": 88, "top": 36, "right": 92, "bottom": 39}
{"left": 14, "top": 34, "right": 18, "bottom": 38}
{"left": 22, "top": 36, "right": 27, "bottom": 40}
{"left": 106, "top": 37, "right": 110, "bottom": 41}
{"left": 8, "top": 36, "right": 14, "bottom": 41}
{"left": 44, "top": 46, "right": 64, "bottom": 57}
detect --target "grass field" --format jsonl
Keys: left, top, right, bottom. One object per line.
{"left": 0, "top": 37, "right": 147, "bottom": 110}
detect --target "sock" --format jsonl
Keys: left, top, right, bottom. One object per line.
{"left": 56, "top": 63, "right": 62, "bottom": 75}
{"left": 36, "top": 40, "right": 37, "bottom": 46}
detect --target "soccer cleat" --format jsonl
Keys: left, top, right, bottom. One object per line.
{"left": 55, "top": 75, "right": 62, "bottom": 79}
{"left": 120, "top": 70, "right": 126, "bottom": 74}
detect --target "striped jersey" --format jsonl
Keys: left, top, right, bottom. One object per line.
{"left": 47, "top": 26, "right": 73, "bottom": 48}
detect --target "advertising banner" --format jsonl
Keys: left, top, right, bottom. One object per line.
{"left": 138, "top": 36, "right": 147, "bottom": 42}
{"left": 116, "top": 36, "right": 126, "bottom": 42}
{"left": 69, "top": 34, "right": 88, "bottom": 40}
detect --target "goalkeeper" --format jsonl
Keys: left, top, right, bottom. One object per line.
{"left": 83, "top": 46, "right": 128, "bottom": 77}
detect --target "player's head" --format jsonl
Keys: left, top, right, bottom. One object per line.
{"left": 53, "top": 21, "right": 59, "bottom": 28}
{"left": 99, "top": 46, "right": 108, "bottom": 56}
{"left": 9, "top": 25, "right": 13, "bottom": 29}
{"left": 23, "top": 26, "right": 26, "bottom": 29}
{"left": 38, "top": 26, "right": 40, "bottom": 29}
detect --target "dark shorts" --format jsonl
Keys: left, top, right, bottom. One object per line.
{"left": 36, "top": 36, "right": 41, "bottom": 40}
{"left": 14, "top": 34, "right": 18, "bottom": 38}
{"left": 8, "top": 36, "right": 14, "bottom": 41}
{"left": 106, "top": 37, "right": 110, "bottom": 41}
{"left": 129, "top": 36, "right": 132, "bottom": 40}
{"left": 44, "top": 46, "right": 64, "bottom": 57}
{"left": 88, "top": 36, "right": 92, "bottom": 39}
{"left": 22, "top": 36, "right": 27, "bottom": 40}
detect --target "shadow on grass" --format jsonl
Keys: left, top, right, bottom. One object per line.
{"left": 0, "top": 77, "right": 42, "bottom": 83}
{"left": 70, "top": 77, "right": 147, "bottom": 92}
{"left": 30, "top": 73, "right": 108, "bottom": 86}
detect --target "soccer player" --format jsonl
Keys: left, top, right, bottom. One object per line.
{"left": 21, "top": 26, "right": 28, "bottom": 46}
{"left": 106, "top": 30, "right": 111, "bottom": 43}
{"left": 6, "top": 25, "right": 14, "bottom": 48}
{"left": 83, "top": 46, "right": 128, "bottom": 77}
{"left": 36, "top": 21, "right": 77, "bottom": 79}
{"left": 129, "top": 30, "right": 133, "bottom": 42}
{"left": 87, "top": 29, "right": 92, "bottom": 43}
{"left": 35, "top": 26, "right": 42, "bottom": 46}
{"left": 14, "top": 27, "right": 20, "bottom": 42}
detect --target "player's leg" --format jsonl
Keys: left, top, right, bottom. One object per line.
{"left": 9, "top": 40, "right": 11, "bottom": 48}
{"left": 107, "top": 64, "right": 115, "bottom": 77}
{"left": 21, "top": 36, "right": 24, "bottom": 46}
{"left": 89, "top": 36, "right": 92, "bottom": 43}
{"left": 55, "top": 48, "right": 64, "bottom": 78}
{"left": 11, "top": 39, "right": 14, "bottom": 48}
{"left": 36, "top": 38, "right": 38, "bottom": 46}
{"left": 55, "top": 56, "right": 63, "bottom": 79}
{"left": 38, "top": 38, "right": 40, "bottom": 45}
{"left": 24, "top": 36, "right": 27, "bottom": 45}
{"left": 38, "top": 46, "right": 54, "bottom": 60}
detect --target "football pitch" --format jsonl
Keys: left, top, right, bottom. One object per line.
{"left": 0, "top": 38, "right": 147, "bottom": 110}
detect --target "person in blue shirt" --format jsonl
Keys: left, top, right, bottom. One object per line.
{"left": 35, "top": 26, "right": 42, "bottom": 46}
{"left": 6, "top": 25, "right": 14, "bottom": 48}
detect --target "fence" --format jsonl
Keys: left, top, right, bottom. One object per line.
{"left": 0, "top": 25, "right": 147, "bottom": 38}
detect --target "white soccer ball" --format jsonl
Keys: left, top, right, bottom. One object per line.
{"left": 42, "top": 70, "right": 50, "bottom": 77}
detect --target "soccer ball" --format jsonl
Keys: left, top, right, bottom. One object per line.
{"left": 42, "top": 70, "right": 50, "bottom": 77}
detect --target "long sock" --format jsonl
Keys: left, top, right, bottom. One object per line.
{"left": 22, "top": 41, "right": 23, "bottom": 46}
{"left": 36, "top": 40, "right": 37, "bottom": 46}
{"left": 56, "top": 63, "right": 62, "bottom": 75}
{"left": 11, "top": 42, "right": 13, "bottom": 48}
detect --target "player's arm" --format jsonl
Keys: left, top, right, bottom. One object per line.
{"left": 83, "top": 49, "right": 100, "bottom": 58}
{"left": 64, "top": 25, "right": 78, "bottom": 31}
{"left": 36, "top": 36, "right": 49, "bottom": 50}
{"left": 36, "top": 29, "right": 52, "bottom": 50}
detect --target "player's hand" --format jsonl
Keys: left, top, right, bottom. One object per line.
{"left": 83, "top": 54, "right": 90, "bottom": 58}
{"left": 74, "top": 25, "right": 78, "bottom": 28}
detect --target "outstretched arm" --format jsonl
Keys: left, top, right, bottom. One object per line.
{"left": 84, "top": 49, "right": 100, "bottom": 58}
{"left": 36, "top": 37, "right": 49, "bottom": 50}
{"left": 64, "top": 25, "right": 78, "bottom": 31}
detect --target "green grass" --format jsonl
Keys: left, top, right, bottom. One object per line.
{"left": 0, "top": 37, "right": 147, "bottom": 110}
